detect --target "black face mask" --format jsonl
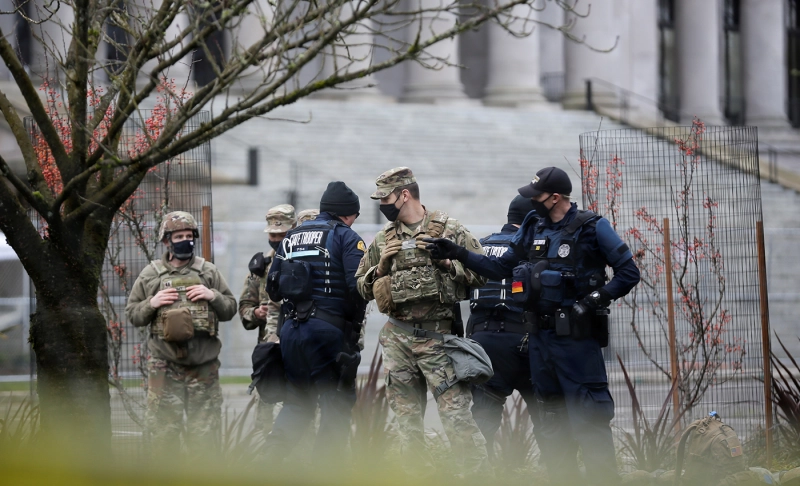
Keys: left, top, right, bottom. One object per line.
{"left": 170, "top": 239, "right": 194, "bottom": 259}
{"left": 531, "top": 196, "right": 553, "bottom": 219}
{"left": 269, "top": 240, "right": 281, "bottom": 252}
{"left": 379, "top": 195, "right": 406, "bottom": 222}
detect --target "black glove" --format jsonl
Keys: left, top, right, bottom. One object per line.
{"left": 571, "top": 288, "right": 612, "bottom": 320}
{"left": 422, "top": 238, "right": 469, "bottom": 262}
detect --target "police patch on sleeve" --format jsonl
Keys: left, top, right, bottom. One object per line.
{"left": 357, "top": 240, "right": 366, "bottom": 252}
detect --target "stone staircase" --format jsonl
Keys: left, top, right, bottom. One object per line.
{"left": 207, "top": 99, "right": 800, "bottom": 374}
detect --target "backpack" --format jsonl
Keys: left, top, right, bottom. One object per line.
{"left": 674, "top": 413, "right": 745, "bottom": 486}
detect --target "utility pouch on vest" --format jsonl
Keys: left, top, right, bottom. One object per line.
{"left": 162, "top": 307, "right": 195, "bottom": 342}
{"left": 279, "top": 259, "right": 314, "bottom": 301}
{"left": 511, "top": 263, "right": 535, "bottom": 305}
{"left": 293, "top": 300, "right": 315, "bottom": 323}
{"left": 555, "top": 308, "right": 570, "bottom": 337}
{"left": 592, "top": 309, "right": 610, "bottom": 348}
{"left": 539, "top": 270, "right": 564, "bottom": 304}
{"left": 373, "top": 275, "right": 395, "bottom": 314}
{"left": 390, "top": 265, "right": 439, "bottom": 304}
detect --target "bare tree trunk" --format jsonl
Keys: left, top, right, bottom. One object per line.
{"left": 30, "top": 279, "right": 112, "bottom": 449}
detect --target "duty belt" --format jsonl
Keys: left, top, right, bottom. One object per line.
{"left": 470, "top": 318, "right": 533, "bottom": 335}
{"left": 291, "top": 305, "right": 347, "bottom": 332}
{"left": 523, "top": 311, "right": 558, "bottom": 330}
{"left": 388, "top": 317, "right": 452, "bottom": 341}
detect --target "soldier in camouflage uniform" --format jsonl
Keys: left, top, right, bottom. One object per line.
{"left": 239, "top": 204, "right": 296, "bottom": 436}
{"left": 296, "top": 209, "right": 320, "bottom": 224}
{"left": 355, "top": 167, "right": 490, "bottom": 477}
{"left": 125, "top": 211, "right": 237, "bottom": 457}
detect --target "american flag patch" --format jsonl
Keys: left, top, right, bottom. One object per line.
{"left": 512, "top": 281, "right": 524, "bottom": 293}
{"left": 730, "top": 446, "right": 742, "bottom": 457}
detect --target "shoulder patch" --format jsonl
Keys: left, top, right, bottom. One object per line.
{"left": 357, "top": 240, "right": 366, "bottom": 252}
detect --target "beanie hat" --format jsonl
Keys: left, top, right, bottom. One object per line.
{"left": 320, "top": 181, "right": 360, "bottom": 217}
{"left": 507, "top": 195, "right": 535, "bottom": 225}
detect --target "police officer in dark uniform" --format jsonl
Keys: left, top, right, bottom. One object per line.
{"left": 265, "top": 181, "right": 367, "bottom": 465}
{"left": 468, "top": 195, "right": 541, "bottom": 462}
{"left": 425, "top": 167, "right": 640, "bottom": 485}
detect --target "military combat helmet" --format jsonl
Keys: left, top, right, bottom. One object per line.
{"left": 159, "top": 211, "right": 199, "bottom": 241}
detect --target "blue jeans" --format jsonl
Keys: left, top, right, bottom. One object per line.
{"left": 529, "top": 329, "right": 617, "bottom": 485}
{"left": 265, "top": 317, "right": 355, "bottom": 464}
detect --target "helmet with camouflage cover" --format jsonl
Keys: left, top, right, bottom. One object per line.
{"left": 264, "top": 204, "right": 296, "bottom": 233}
{"left": 159, "top": 211, "right": 199, "bottom": 242}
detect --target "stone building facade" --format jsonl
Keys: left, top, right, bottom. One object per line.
{"left": 1, "top": 0, "right": 795, "bottom": 128}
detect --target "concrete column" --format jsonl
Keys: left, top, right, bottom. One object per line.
{"left": 675, "top": 0, "right": 724, "bottom": 125}
{"left": 29, "top": 0, "right": 74, "bottom": 81}
{"left": 318, "top": 10, "right": 385, "bottom": 101}
{"left": 230, "top": 0, "right": 273, "bottom": 94}
{"left": 131, "top": 1, "right": 192, "bottom": 90}
{"left": 625, "top": 0, "right": 660, "bottom": 123}
{"left": 402, "top": 0, "right": 466, "bottom": 104}
{"left": 165, "top": 11, "right": 192, "bottom": 89}
{"left": 483, "top": 5, "right": 546, "bottom": 107}
{"left": 741, "top": 0, "right": 789, "bottom": 127}
{"left": 562, "top": 0, "right": 620, "bottom": 109}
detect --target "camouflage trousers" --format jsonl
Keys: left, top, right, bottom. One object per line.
{"left": 146, "top": 357, "right": 223, "bottom": 456}
{"left": 379, "top": 321, "right": 490, "bottom": 477}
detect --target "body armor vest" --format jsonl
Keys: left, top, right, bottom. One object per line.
{"left": 151, "top": 257, "right": 217, "bottom": 337}
{"left": 527, "top": 210, "right": 606, "bottom": 310}
{"left": 386, "top": 210, "right": 465, "bottom": 306}
{"left": 470, "top": 231, "right": 524, "bottom": 321}
{"left": 284, "top": 219, "right": 348, "bottom": 304}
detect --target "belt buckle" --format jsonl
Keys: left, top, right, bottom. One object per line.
{"left": 412, "top": 327, "right": 427, "bottom": 338}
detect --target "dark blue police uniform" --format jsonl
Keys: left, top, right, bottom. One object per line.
{"left": 265, "top": 210, "right": 366, "bottom": 464}
{"left": 468, "top": 223, "right": 540, "bottom": 462}
{"left": 461, "top": 203, "right": 640, "bottom": 484}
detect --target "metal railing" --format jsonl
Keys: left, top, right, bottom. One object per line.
{"left": 584, "top": 77, "right": 799, "bottom": 189}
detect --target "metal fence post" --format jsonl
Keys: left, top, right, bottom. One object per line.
{"left": 248, "top": 147, "right": 258, "bottom": 186}
{"left": 586, "top": 79, "right": 593, "bottom": 111}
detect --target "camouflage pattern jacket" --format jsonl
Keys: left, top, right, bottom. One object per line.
{"left": 126, "top": 252, "right": 237, "bottom": 366}
{"left": 356, "top": 209, "right": 486, "bottom": 323}
{"left": 238, "top": 250, "right": 281, "bottom": 343}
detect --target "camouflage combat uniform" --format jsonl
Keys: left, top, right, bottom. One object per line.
{"left": 125, "top": 212, "right": 237, "bottom": 456}
{"left": 239, "top": 204, "right": 296, "bottom": 435}
{"left": 355, "top": 168, "right": 490, "bottom": 476}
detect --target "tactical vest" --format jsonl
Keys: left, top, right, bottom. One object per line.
{"left": 283, "top": 219, "right": 348, "bottom": 303}
{"left": 527, "top": 210, "right": 606, "bottom": 310}
{"left": 470, "top": 232, "right": 523, "bottom": 320}
{"left": 151, "top": 257, "right": 217, "bottom": 337}
{"left": 386, "top": 210, "right": 465, "bottom": 306}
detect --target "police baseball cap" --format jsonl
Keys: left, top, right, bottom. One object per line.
{"left": 518, "top": 167, "right": 572, "bottom": 198}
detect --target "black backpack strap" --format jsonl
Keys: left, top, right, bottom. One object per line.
{"left": 563, "top": 210, "right": 600, "bottom": 236}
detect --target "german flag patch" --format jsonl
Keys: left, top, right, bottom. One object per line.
{"left": 512, "top": 281, "right": 524, "bottom": 293}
